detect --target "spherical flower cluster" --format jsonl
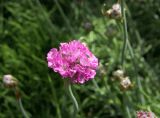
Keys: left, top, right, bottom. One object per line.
{"left": 137, "top": 111, "right": 156, "bottom": 118}
{"left": 47, "top": 40, "right": 98, "bottom": 84}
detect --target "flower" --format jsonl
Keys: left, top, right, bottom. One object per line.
{"left": 3, "top": 74, "right": 18, "bottom": 88}
{"left": 47, "top": 40, "right": 98, "bottom": 84}
{"left": 137, "top": 111, "right": 156, "bottom": 118}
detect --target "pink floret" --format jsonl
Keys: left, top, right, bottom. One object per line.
{"left": 47, "top": 40, "right": 98, "bottom": 84}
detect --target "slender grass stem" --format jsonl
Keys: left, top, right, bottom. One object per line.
{"left": 56, "top": 105, "right": 62, "bottom": 118}
{"left": 54, "top": 0, "right": 75, "bottom": 35}
{"left": 122, "top": 93, "right": 132, "bottom": 118}
{"left": 120, "top": 0, "right": 128, "bottom": 68}
{"left": 126, "top": 38, "right": 145, "bottom": 104}
{"left": 48, "top": 76, "right": 62, "bottom": 118}
{"left": 0, "top": 0, "right": 3, "bottom": 35}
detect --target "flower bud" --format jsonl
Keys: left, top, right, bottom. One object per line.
{"left": 82, "top": 22, "right": 94, "bottom": 32}
{"left": 3, "top": 74, "right": 18, "bottom": 88}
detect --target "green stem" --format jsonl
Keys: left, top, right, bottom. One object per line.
{"left": 56, "top": 105, "right": 62, "bottom": 118}
{"left": 68, "top": 83, "right": 79, "bottom": 111}
{"left": 120, "top": 1, "right": 145, "bottom": 105}
{"left": 0, "top": 0, "right": 3, "bottom": 35}
{"left": 66, "top": 80, "right": 79, "bottom": 117}
{"left": 120, "top": 0, "right": 128, "bottom": 68}
{"left": 18, "top": 98, "right": 29, "bottom": 118}
{"left": 13, "top": 88, "right": 29, "bottom": 118}
{"left": 126, "top": 37, "right": 145, "bottom": 105}
{"left": 120, "top": 1, "right": 132, "bottom": 118}
{"left": 119, "top": 0, "right": 145, "bottom": 116}
{"left": 92, "top": 79, "right": 100, "bottom": 91}
{"left": 122, "top": 92, "right": 132, "bottom": 118}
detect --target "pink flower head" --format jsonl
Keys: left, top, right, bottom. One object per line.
{"left": 47, "top": 40, "right": 98, "bottom": 84}
{"left": 137, "top": 111, "right": 156, "bottom": 118}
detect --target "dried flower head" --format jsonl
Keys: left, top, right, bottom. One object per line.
{"left": 112, "top": 3, "right": 121, "bottom": 14}
{"left": 112, "top": 69, "right": 124, "bottom": 80}
{"left": 3, "top": 74, "right": 18, "bottom": 88}
{"left": 111, "top": 69, "right": 133, "bottom": 90}
{"left": 105, "top": 3, "right": 121, "bottom": 19}
{"left": 106, "top": 9, "right": 112, "bottom": 16}
{"left": 120, "top": 76, "right": 132, "bottom": 90}
{"left": 47, "top": 40, "right": 98, "bottom": 84}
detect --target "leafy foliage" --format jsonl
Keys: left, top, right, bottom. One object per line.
{"left": 0, "top": 0, "right": 160, "bottom": 117}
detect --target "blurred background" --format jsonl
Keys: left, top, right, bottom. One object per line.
{"left": 0, "top": 0, "right": 160, "bottom": 117}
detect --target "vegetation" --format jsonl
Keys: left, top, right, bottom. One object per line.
{"left": 0, "top": 0, "right": 160, "bottom": 117}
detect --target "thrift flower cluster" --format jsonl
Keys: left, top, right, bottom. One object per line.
{"left": 47, "top": 40, "right": 98, "bottom": 84}
{"left": 137, "top": 111, "right": 156, "bottom": 118}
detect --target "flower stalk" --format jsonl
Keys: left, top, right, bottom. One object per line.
{"left": 120, "top": 0, "right": 132, "bottom": 117}
{"left": 3, "top": 75, "right": 29, "bottom": 118}
{"left": 14, "top": 88, "right": 29, "bottom": 118}
{"left": 18, "top": 98, "right": 29, "bottom": 118}
{"left": 120, "top": 0, "right": 145, "bottom": 105}
{"left": 65, "top": 80, "right": 79, "bottom": 117}
{"left": 68, "top": 83, "right": 79, "bottom": 111}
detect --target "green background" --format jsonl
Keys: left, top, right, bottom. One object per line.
{"left": 0, "top": 0, "right": 160, "bottom": 117}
